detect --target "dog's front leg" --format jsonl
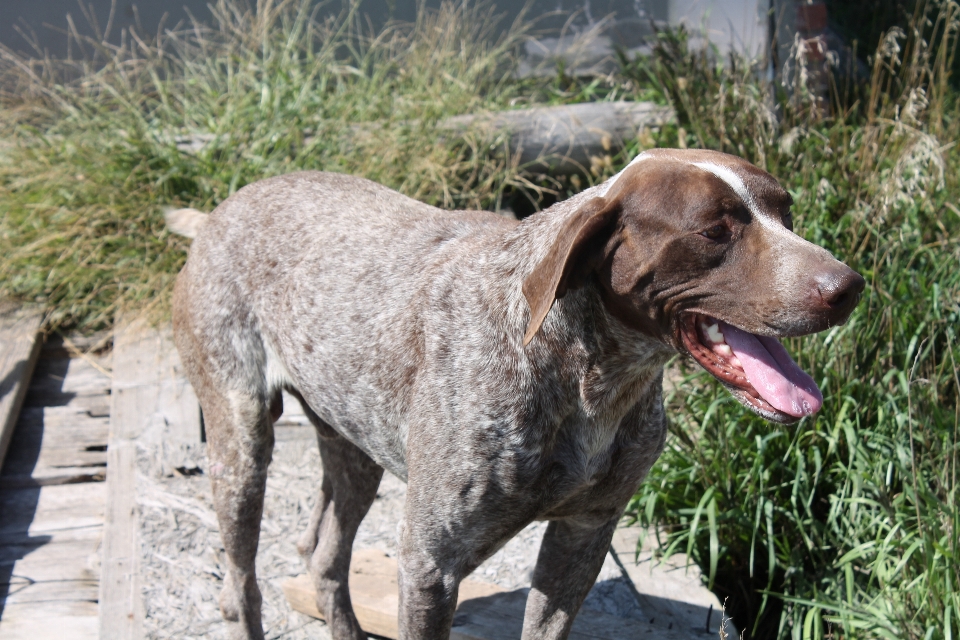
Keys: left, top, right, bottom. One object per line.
{"left": 395, "top": 516, "right": 463, "bottom": 640}
{"left": 396, "top": 469, "right": 521, "bottom": 640}
{"left": 521, "top": 516, "right": 619, "bottom": 639}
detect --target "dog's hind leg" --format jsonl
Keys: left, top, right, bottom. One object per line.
{"left": 293, "top": 394, "right": 383, "bottom": 640}
{"left": 199, "top": 387, "right": 275, "bottom": 640}
{"left": 173, "top": 276, "right": 279, "bottom": 640}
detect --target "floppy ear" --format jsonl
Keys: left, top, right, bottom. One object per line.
{"left": 522, "top": 197, "right": 617, "bottom": 346}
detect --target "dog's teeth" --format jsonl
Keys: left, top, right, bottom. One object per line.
{"left": 730, "top": 355, "right": 742, "bottom": 367}
{"left": 705, "top": 323, "right": 725, "bottom": 344}
{"left": 715, "top": 344, "right": 733, "bottom": 357}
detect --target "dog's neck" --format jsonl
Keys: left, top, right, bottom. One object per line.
{"left": 497, "top": 196, "right": 673, "bottom": 423}
{"left": 551, "top": 286, "right": 671, "bottom": 420}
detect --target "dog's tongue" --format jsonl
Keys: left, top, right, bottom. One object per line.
{"left": 718, "top": 321, "right": 823, "bottom": 417}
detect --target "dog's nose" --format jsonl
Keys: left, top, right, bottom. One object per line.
{"left": 815, "top": 267, "right": 865, "bottom": 320}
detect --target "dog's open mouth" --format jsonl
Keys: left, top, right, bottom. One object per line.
{"left": 679, "top": 314, "right": 823, "bottom": 423}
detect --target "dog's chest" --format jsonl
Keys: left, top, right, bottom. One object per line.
{"left": 512, "top": 374, "right": 669, "bottom": 520}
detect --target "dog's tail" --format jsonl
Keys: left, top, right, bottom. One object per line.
{"left": 164, "top": 207, "right": 209, "bottom": 239}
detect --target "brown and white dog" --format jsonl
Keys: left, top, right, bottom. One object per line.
{"left": 170, "top": 148, "right": 863, "bottom": 640}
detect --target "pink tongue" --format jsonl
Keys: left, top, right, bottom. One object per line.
{"left": 718, "top": 321, "right": 823, "bottom": 417}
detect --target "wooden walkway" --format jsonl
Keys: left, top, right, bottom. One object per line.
{"left": 0, "top": 317, "right": 110, "bottom": 638}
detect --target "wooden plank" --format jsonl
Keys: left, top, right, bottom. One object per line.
{"left": 0, "top": 482, "right": 106, "bottom": 538}
{"left": 283, "top": 548, "right": 503, "bottom": 639}
{"left": 610, "top": 525, "right": 734, "bottom": 636}
{"left": 0, "top": 530, "right": 103, "bottom": 580}
{"left": 98, "top": 440, "right": 141, "bottom": 639}
{"left": 0, "top": 468, "right": 106, "bottom": 489}
{"left": 0, "top": 329, "right": 111, "bottom": 638}
{"left": 0, "top": 483, "right": 104, "bottom": 639}
{"left": 0, "top": 609, "right": 99, "bottom": 638}
{"left": 109, "top": 319, "right": 200, "bottom": 472}
{"left": 0, "top": 304, "right": 43, "bottom": 472}
{"left": 283, "top": 548, "right": 694, "bottom": 640}
{"left": 99, "top": 319, "right": 154, "bottom": 640}
{"left": 0, "top": 406, "right": 109, "bottom": 489}
{"left": 100, "top": 318, "right": 200, "bottom": 639}
{"left": 25, "top": 357, "right": 112, "bottom": 403}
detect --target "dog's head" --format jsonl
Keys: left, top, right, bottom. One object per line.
{"left": 523, "top": 148, "right": 864, "bottom": 424}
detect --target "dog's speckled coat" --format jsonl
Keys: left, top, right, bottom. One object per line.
{"left": 172, "top": 149, "right": 863, "bottom": 640}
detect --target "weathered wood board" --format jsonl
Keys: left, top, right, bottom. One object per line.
{"left": 0, "top": 305, "right": 43, "bottom": 472}
{"left": 99, "top": 317, "right": 201, "bottom": 640}
{"left": 0, "top": 482, "right": 105, "bottom": 638}
{"left": 0, "top": 330, "right": 112, "bottom": 639}
{"left": 0, "top": 401, "right": 109, "bottom": 489}
{"left": 284, "top": 547, "right": 698, "bottom": 640}
{"left": 610, "top": 526, "right": 735, "bottom": 636}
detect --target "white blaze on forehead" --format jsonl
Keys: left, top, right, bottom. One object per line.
{"left": 595, "top": 150, "right": 653, "bottom": 197}
{"left": 691, "top": 162, "right": 758, "bottom": 214}
{"left": 690, "top": 161, "right": 790, "bottom": 235}
{"left": 597, "top": 154, "right": 788, "bottom": 235}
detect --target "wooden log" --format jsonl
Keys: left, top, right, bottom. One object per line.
{"left": 283, "top": 547, "right": 695, "bottom": 640}
{"left": 440, "top": 101, "right": 674, "bottom": 172}
{"left": 0, "top": 303, "right": 43, "bottom": 472}
{"left": 177, "top": 102, "right": 673, "bottom": 178}
{"left": 284, "top": 548, "right": 501, "bottom": 638}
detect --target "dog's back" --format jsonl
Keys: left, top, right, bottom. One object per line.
{"left": 174, "top": 171, "right": 518, "bottom": 475}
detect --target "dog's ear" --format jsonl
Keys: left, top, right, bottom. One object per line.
{"left": 522, "top": 197, "right": 618, "bottom": 346}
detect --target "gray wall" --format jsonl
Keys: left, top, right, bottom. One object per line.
{"left": 1, "top": 0, "right": 671, "bottom": 58}
{"left": 1, "top": 1, "right": 771, "bottom": 63}
{"left": 1, "top": 1, "right": 215, "bottom": 57}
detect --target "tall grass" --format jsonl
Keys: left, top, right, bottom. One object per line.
{"left": 0, "top": 0, "right": 535, "bottom": 330}
{"left": 623, "top": 2, "right": 960, "bottom": 637}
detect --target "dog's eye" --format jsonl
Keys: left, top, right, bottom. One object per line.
{"left": 701, "top": 224, "right": 727, "bottom": 240}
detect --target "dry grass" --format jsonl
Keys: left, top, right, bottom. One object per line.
{"left": 0, "top": 0, "right": 537, "bottom": 331}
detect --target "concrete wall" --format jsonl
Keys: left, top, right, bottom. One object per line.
{"left": 1, "top": 0, "right": 772, "bottom": 61}
{"left": 670, "top": 0, "right": 769, "bottom": 58}
{"left": 1, "top": 1, "right": 214, "bottom": 57}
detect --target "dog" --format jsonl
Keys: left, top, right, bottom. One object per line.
{"left": 170, "top": 148, "right": 864, "bottom": 640}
